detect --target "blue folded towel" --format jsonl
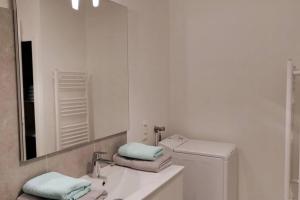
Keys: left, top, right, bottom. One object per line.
{"left": 118, "top": 143, "right": 163, "bottom": 161}
{"left": 22, "top": 172, "right": 91, "bottom": 200}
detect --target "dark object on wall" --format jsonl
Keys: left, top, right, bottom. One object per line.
{"left": 21, "top": 41, "right": 37, "bottom": 159}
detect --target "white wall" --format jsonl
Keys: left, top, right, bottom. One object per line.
{"left": 86, "top": 0, "right": 129, "bottom": 140}
{"left": 38, "top": 0, "right": 87, "bottom": 155}
{"left": 114, "top": 0, "right": 169, "bottom": 144}
{"left": 0, "top": 0, "right": 9, "bottom": 8}
{"left": 169, "top": 0, "right": 296, "bottom": 200}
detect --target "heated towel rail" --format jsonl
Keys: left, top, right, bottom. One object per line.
{"left": 54, "top": 70, "right": 90, "bottom": 151}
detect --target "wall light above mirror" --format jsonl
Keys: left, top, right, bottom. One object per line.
{"left": 71, "top": 0, "right": 100, "bottom": 10}
{"left": 92, "top": 0, "right": 100, "bottom": 8}
{"left": 71, "top": 0, "right": 80, "bottom": 10}
{"left": 14, "top": 0, "right": 129, "bottom": 161}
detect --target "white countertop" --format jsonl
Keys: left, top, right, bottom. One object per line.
{"left": 82, "top": 165, "right": 184, "bottom": 200}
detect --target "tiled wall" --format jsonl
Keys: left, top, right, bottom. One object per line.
{"left": 0, "top": 7, "right": 127, "bottom": 200}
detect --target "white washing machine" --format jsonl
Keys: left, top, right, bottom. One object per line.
{"left": 159, "top": 135, "right": 238, "bottom": 200}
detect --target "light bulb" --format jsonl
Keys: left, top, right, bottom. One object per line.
{"left": 92, "top": 0, "right": 100, "bottom": 7}
{"left": 71, "top": 0, "right": 80, "bottom": 10}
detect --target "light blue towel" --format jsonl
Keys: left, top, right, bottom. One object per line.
{"left": 22, "top": 172, "right": 91, "bottom": 200}
{"left": 118, "top": 143, "right": 163, "bottom": 161}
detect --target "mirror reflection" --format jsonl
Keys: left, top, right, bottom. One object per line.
{"left": 15, "top": 0, "right": 129, "bottom": 161}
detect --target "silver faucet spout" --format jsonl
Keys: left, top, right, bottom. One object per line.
{"left": 92, "top": 152, "right": 115, "bottom": 179}
{"left": 92, "top": 152, "right": 110, "bottom": 165}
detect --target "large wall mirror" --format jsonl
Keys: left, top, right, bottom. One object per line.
{"left": 14, "top": 0, "right": 129, "bottom": 161}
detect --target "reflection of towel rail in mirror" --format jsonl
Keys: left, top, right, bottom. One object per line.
{"left": 60, "top": 108, "right": 87, "bottom": 114}
{"left": 61, "top": 122, "right": 88, "bottom": 129}
{"left": 54, "top": 70, "right": 90, "bottom": 151}
{"left": 62, "top": 130, "right": 89, "bottom": 138}
{"left": 61, "top": 105, "right": 87, "bottom": 111}
{"left": 62, "top": 139, "right": 90, "bottom": 149}
{"left": 62, "top": 134, "right": 89, "bottom": 141}
{"left": 59, "top": 86, "right": 86, "bottom": 90}
{"left": 61, "top": 112, "right": 88, "bottom": 117}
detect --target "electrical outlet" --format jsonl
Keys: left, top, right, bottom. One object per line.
{"left": 142, "top": 120, "right": 149, "bottom": 136}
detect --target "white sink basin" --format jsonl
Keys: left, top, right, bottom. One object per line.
{"left": 81, "top": 165, "right": 183, "bottom": 200}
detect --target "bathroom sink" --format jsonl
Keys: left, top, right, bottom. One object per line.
{"left": 81, "top": 165, "right": 183, "bottom": 200}
{"left": 83, "top": 165, "right": 141, "bottom": 200}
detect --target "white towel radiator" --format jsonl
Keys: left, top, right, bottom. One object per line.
{"left": 54, "top": 70, "right": 90, "bottom": 150}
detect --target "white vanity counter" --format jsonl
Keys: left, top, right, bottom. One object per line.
{"left": 82, "top": 165, "right": 184, "bottom": 200}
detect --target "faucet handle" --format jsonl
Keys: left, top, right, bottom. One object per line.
{"left": 154, "top": 126, "right": 166, "bottom": 133}
{"left": 95, "top": 151, "right": 107, "bottom": 155}
{"left": 92, "top": 152, "right": 107, "bottom": 166}
{"left": 94, "top": 151, "right": 107, "bottom": 159}
{"left": 154, "top": 126, "right": 166, "bottom": 146}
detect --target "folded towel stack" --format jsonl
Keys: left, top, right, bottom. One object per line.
{"left": 113, "top": 153, "right": 172, "bottom": 173}
{"left": 20, "top": 172, "right": 105, "bottom": 200}
{"left": 114, "top": 142, "right": 172, "bottom": 173}
{"left": 118, "top": 143, "right": 164, "bottom": 161}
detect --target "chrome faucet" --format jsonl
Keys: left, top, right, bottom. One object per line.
{"left": 92, "top": 152, "right": 115, "bottom": 166}
{"left": 154, "top": 126, "right": 166, "bottom": 146}
{"left": 92, "top": 152, "right": 114, "bottom": 179}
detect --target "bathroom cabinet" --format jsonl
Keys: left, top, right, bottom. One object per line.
{"left": 145, "top": 172, "right": 183, "bottom": 200}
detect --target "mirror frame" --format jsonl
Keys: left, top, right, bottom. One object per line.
{"left": 12, "top": 0, "right": 28, "bottom": 162}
